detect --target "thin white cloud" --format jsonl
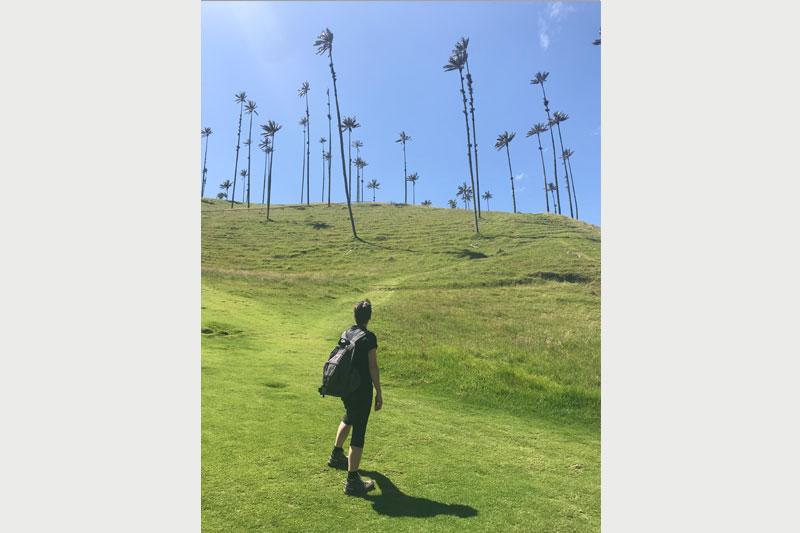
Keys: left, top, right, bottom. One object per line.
{"left": 515, "top": 173, "right": 525, "bottom": 181}
{"left": 538, "top": 16, "right": 550, "bottom": 50}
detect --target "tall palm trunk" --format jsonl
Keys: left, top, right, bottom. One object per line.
{"left": 321, "top": 146, "right": 325, "bottom": 202}
{"left": 402, "top": 142, "right": 407, "bottom": 203}
{"left": 347, "top": 130, "right": 352, "bottom": 201}
{"left": 412, "top": 182, "right": 416, "bottom": 205}
{"left": 300, "top": 124, "right": 306, "bottom": 203}
{"left": 554, "top": 122, "right": 573, "bottom": 218}
{"left": 327, "top": 48, "right": 357, "bottom": 238}
{"left": 327, "top": 90, "right": 332, "bottom": 207}
{"left": 566, "top": 156, "right": 579, "bottom": 220}
{"left": 550, "top": 187, "right": 556, "bottom": 208}
{"left": 231, "top": 100, "right": 244, "bottom": 208}
{"left": 246, "top": 115, "right": 253, "bottom": 208}
{"left": 201, "top": 135, "right": 210, "bottom": 197}
{"left": 267, "top": 136, "right": 275, "bottom": 221}
{"left": 505, "top": 145, "right": 517, "bottom": 213}
{"left": 261, "top": 139, "right": 269, "bottom": 205}
{"left": 535, "top": 132, "right": 550, "bottom": 213}
{"left": 305, "top": 94, "right": 310, "bottom": 205}
{"left": 458, "top": 66, "right": 479, "bottom": 233}
{"left": 465, "top": 62, "right": 481, "bottom": 218}
{"left": 537, "top": 83, "right": 561, "bottom": 214}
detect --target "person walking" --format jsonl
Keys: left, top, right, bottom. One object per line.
{"left": 327, "top": 299, "right": 383, "bottom": 495}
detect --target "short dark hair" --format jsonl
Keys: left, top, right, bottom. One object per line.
{"left": 354, "top": 299, "right": 372, "bottom": 325}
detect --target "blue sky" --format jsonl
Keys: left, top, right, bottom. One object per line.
{"left": 201, "top": 1, "right": 600, "bottom": 225}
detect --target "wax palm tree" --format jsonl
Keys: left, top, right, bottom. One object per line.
{"left": 219, "top": 180, "right": 232, "bottom": 200}
{"left": 315, "top": 28, "right": 358, "bottom": 238}
{"left": 407, "top": 172, "right": 419, "bottom": 204}
{"left": 326, "top": 88, "right": 332, "bottom": 206}
{"left": 367, "top": 179, "right": 380, "bottom": 202}
{"left": 201, "top": 127, "right": 212, "bottom": 197}
{"left": 495, "top": 131, "right": 518, "bottom": 213}
{"left": 531, "top": 72, "right": 561, "bottom": 214}
{"left": 421, "top": 200, "right": 432, "bottom": 206}
{"left": 230, "top": 91, "right": 247, "bottom": 208}
{"left": 457, "top": 181, "right": 473, "bottom": 209}
{"left": 482, "top": 190, "right": 493, "bottom": 212}
{"left": 341, "top": 116, "right": 360, "bottom": 201}
{"left": 551, "top": 111, "right": 573, "bottom": 218}
{"left": 298, "top": 116, "right": 308, "bottom": 203}
{"left": 261, "top": 120, "right": 282, "bottom": 220}
{"left": 526, "top": 123, "right": 551, "bottom": 213}
{"left": 259, "top": 135, "right": 270, "bottom": 204}
{"left": 395, "top": 131, "right": 411, "bottom": 204}
{"left": 448, "top": 199, "right": 457, "bottom": 209}
{"left": 355, "top": 157, "right": 368, "bottom": 203}
{"left": 243, "top": 100, "right": 258, "bottom": 208}
{"left": 454, "top": 37, "right": 482, "bottom": 217}
{"left": 323, "top": 151, "right": 331, "bottom": 205}
{"left": 239, "top": 169, "right": 248, "bottom": 203}
{"left": 299, "top": 82, "right": 311, "bottom": 205}
{"left": 319, "top": 137, "right": 327, "bottom": 202}
{"left": 547, "top": 182, "right": 557, "bottom": 208}
{"left": 563, "top": 148, "right": 579, "bottom": 219}
{"left": 444, "top": 53, "right": 479, "bottom": 232}
{"left": 352, "top": 140, "right": 363, "bottom": 201}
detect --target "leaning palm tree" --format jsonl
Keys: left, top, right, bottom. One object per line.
{"left": 239, "top": 168, "right": 248, "bottom": 203}
{"left": 298, "top": 116, "right": 308, "bottom": 203}
{"left": 563, "top": 148, "right": 579, "bottom": 219}
{"left": 444, "top": 52, "right": 479, "bottom": 232}
{"left": 230, "top": 91, "right": 247, "bottom": 208}
{"left": 495, "top": 131, "right": 518, "bottom": 213}
{"left": 395, "top": 131, "right": 411, "bottom": 204}
{"left": 326, "top": 88, "right": 333, "bottom": 206}
{"left": 547, "top": 182, "right": 558, "bottom": 209}
{"left": 551, "top": 111, "right": 573, "bottom": 218}
{"left": 448, "top": 199, "right": 457, "bottom": 209}
{"left": 299, "top": 81, "right": 311, "bottom": 205}
{"left": 244, "top": 101, "right": 258, "bottom": 208}
{"left": 341, "top": 116, "right": 360, "bottom": 199}
{"left": 201, "top": 127, "right": 212, "bottom": 197}
{"left": 352, "top": 140, "right": 363, "bottom": 201}
{"left": 261, "top": 120, "right": 282, "bottom": 220}
{"left": 407, "top": 172, "right": 419, "bottom": 204}
{"left": 526, "top": 123, "right": 551, "bottom": 213}
{"left": 482, "top": 190, "right": 493, "bottom": 212}
{"left": 367, "top": 179, "right": 380, "bottom": 201}
{"left": 454, "top": 37, "right": 482, "bottom": 217}
{"left": 314, "top": 28, "right": 358, "bottom": 239}
{"left": 531, "top": 72, "right": 561, "bottom": 214}
{"left": 319, "top": 137, "right": 327, "bottom": 202}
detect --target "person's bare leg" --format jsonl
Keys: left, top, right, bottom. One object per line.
{"left": 335, "top": 422, "right": 351, "bottom": 448}
{"left": 348, "top": 446, "right": 363, "bottom": 472}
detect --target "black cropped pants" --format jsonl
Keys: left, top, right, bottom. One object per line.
{"left": 341, "top": 388, "right": 373, "bottom": 448}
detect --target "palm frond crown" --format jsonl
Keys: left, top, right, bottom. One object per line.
{"left": 235, "top": 91, "right": 247, "bottom": 103}
{"left": 298, "top": 81, "right": 310, "bottom": 98}
{"left": 530, "top": 72, "right": 550, "bottom": 85}
{"left": 494, "top": 131, "right": 516, "bottom": 150}
{"left": 313, "top": 28, "right": 333, "bottom": 55}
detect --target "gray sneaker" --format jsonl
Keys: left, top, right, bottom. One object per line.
{"left": 328, "top": 448, "right": 348, "bottom": 468}
{"left": 344, "top": 473, "right": 375, "bottom": 495}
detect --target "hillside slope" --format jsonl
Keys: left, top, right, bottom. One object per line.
{"left": 202, "top": 200, "right": 601, "bottom": 532}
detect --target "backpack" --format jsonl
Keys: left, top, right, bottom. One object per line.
{"left": 318, "top": 328, "right": 367, "bottom": 398}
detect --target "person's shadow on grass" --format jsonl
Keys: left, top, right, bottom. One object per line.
{"left": 359, "top": 470, "right": 478, "bottom": 519}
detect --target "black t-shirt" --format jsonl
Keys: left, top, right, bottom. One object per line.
{"left": 349, "top": 325, "right": 378, "bottom": 396}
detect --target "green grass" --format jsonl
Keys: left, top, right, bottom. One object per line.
{"left": 202, "top": 199, "right": 600, "bottom": 531}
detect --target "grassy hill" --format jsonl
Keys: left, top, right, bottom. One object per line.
{"left": 202, "top": 199, "right": 600, "bottom": 532}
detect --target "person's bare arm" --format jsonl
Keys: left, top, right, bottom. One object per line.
{"left": 368, "top": 348, "right": 382, "bottom": 411}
